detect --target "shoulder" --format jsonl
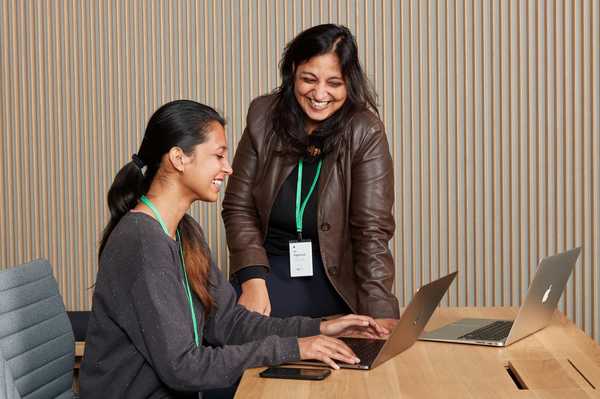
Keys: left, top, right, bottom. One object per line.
{"left": 100, "top": 212, "right": 178, "bottom": 276}
{"left": 245, "top": 94, "right": 278, "bottom": 136}
{"left": 348, "top": 108, "right": 384, "bottom": 135}
{"left": 247, "top": 94, "right": 277, "bottom": 120}
{"left": 345, "top": 108, "right": 387, "bottom": 151}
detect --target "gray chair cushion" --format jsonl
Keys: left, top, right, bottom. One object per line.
{"left": 0, "top": 260, "right": 74, "bottom": 399}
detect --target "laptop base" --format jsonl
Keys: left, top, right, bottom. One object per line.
{"left": 290, "top": 359, "right": 371, "bottom": 370}
{"left": 419, "top": 318, "right": 510, "bottom": 347}
{"left": 291, "top": 337, "right": 385, "bottom": 369}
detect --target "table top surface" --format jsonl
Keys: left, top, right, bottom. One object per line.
{"left": 235, "top": 307, "right": 600, "bottom": 398}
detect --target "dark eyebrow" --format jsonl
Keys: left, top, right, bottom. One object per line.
{"left": 299, "top": 71, "right": 343, "bottom": 81}
{"left": 299, "top": 71, "right": 317, "bottom": 79}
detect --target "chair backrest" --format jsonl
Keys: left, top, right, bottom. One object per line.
{"left": 0, "top": 260, "right": 74, "bottom": 399}
{"left": 0, "top": 347, "right": 22, "bottom": 399}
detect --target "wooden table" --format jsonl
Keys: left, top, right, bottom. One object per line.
{"left": 235, "top": 307, "right": 600, "bottom": 398}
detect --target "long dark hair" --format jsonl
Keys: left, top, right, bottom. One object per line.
{"left": 270, "top": 24, "right": 378, "bottom": 157}
{"left": 99, "top": 100, "right": 225, "bottom": 313}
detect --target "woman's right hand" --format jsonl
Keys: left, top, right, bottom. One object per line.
{"left": 298, "top": 336, "right": 360, "bottom": 370}
{"left": 238, "top": 278, "right": 271, "bottom": 316}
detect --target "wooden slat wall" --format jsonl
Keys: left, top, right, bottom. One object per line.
{"left": 0, "top": 0, "right": 598, "bottom": 342}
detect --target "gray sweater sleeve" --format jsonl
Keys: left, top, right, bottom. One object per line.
{"left": 203, "top": 262, "right": 321, "bottom": 346}
{"left": 130, "top": 243, "right": 320, "bottom": 392}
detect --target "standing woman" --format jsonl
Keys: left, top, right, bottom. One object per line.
{"left": 223, "top": 24, "right": 399, "bottom": 321}
{"left": 80, "top": 100, "right": 386, "bottom": 398}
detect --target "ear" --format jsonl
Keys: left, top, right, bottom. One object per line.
{"left": 167, "top": 147, "right": 186, "bottom": 172}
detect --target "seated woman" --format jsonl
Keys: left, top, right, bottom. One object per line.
{"left": 79, "top": 100, "right": 387, "bottom": 398}
{"left": 223, "top": 24, "right": 399, "bottom": 322}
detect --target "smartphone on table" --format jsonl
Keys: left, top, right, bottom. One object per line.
{"left": 259, "top": 366, "right": 331, "bottom": 381}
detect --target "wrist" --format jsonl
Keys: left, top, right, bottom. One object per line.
{"left": 241, "top": 278, "right": 267, "bottom": 290}
{"left": 235, "top": 265, "right": 268, "bottom": 284}
{"left": 319, "top": 320, "right": 327, "bottom": 335}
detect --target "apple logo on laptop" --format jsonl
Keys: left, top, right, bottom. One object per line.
{"left": 412, "top": 308, "right": 423, "bottom": 326}
{"left": 542, "top": 285, "right": 552, "bottom": 303}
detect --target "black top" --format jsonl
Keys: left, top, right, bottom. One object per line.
{"left": 264, "top": 156, "right": 321, "bottom": 254}
{"left": 236, "top": 156, "right": 321, "bottom": 283}
{"left": 80, "top": 212, "right": 320, "bottom": 399}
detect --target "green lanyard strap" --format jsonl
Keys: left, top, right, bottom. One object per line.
{"left": 139, "top": 195, "right": 200, "bottom": 347}
{"left": 295, "top": 159, "right": 322, "bottom": 240}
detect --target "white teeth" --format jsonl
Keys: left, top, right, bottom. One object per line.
{"left": 309, "top": 98, "right": 329, "bottom": 110}
{"left": 212, "top": 180, "right": 223, "bottom": 188}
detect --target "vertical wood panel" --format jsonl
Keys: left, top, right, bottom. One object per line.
{"left": 0, "top": 0, "right": 598, "bottom": 342}
{"left": 592, "top": 0, "right": 600, "bottom": 347}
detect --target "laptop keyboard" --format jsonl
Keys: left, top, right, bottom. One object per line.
{"left": 458, "top": 320, "right": 514, "bottom": 341}
{"left": 339, "top": 337, "right": 386, "bottom": 367}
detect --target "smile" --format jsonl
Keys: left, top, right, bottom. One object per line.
{"left": 212, "top": 179, "right": 223, "bottom": 190}
{"left": 308, "top": 98, "right": 331, "bottom": 110}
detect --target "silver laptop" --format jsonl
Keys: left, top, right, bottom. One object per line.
{"left": 292, "top": 272, "right": 457, "bottom": 370}
{"left": 419, "top": 247, "right": 581, "bottom": 347}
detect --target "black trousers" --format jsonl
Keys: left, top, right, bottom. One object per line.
{"left": 232, "top": 253, "right": 350, "bottom": 318}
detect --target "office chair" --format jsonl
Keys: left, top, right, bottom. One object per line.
{"left": 0, "top": 260, "right": 75, "bottom": 399}
{"left": 0, "top": 347, "right": 21, "bottom": 399}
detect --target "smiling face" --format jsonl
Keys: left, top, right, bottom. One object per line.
{"left": 181, "top": 121, "right": 232, "bottom": 203}
{"left": 293, "top": 52, "right": 348, "bottom": 133}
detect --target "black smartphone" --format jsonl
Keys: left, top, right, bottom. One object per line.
{"left": 259, "top": 367, "right": 331, "bottom": 381}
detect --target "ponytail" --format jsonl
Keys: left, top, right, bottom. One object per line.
{"left": 99, "top": 159, "right": 147, "bottom": 257}
{"left": 179, "top": 214, "right": 215, "bottom": 313}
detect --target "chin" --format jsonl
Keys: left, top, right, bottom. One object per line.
{"left": 195, "top": 190, "right": 219, "bottom": 203}
{"left": 304, "top": 108, "right": 333, "bottom": 122}
{"left": 308, "top": 113, "right": 330, "bottom": 121}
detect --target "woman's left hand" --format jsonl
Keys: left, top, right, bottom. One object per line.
{"left": 319, "top": 314, "right": 389, "bottom": 339}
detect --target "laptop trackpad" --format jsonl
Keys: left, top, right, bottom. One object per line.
{"left": 422, "top": 319, "right": 494, "bottom": 340}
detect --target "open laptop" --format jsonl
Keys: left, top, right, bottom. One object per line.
{"left": 292, "top": 272, "right": 457, "bottom": 370}
{"left": 419, "top": 247, "right": 581, "bottom": 347}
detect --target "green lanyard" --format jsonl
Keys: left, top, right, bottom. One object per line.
{"left": 139, "top": 195, "right": 200, "bottom": 347}
{"left": 295, "top": 159, "right": 322, "bottom": 240}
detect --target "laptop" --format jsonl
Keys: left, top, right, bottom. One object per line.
{"left": 292, "top": 272, "right": 457, "bottom": 370}
{"left": 419, "top": 247, "right": 581, "bottom": 347}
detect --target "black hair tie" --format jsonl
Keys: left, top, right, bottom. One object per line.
{"left": 131, "top": 153, "right": 145, "bottom": 169}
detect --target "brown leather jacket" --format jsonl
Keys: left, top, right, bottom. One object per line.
{"left": 222, "top": 95, "right": 399, "bottom": 318}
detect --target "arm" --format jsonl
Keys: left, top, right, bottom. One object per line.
{"left": 205, "top": 264, "right": 389, "bottom": 369}
{"left": 222, "top": 101, "right": 272, "bottom": 314}
{"left": 222, "top": 128, "right": 269, "bottom": 272}
{"left": 130, "top": 260, "right": 304, "bottom": 392}
{"left": 349, "top": 118, "right": 400, "bottom": 318}
{"left": 233, "top": 266, "right": 271, "bottom": 314}
{"left": 204, "top": 263, "right": 320, "bottom": 346}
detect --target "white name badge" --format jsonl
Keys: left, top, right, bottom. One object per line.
{"left": 289, "top": 240, "right": 314, "bottom": 277}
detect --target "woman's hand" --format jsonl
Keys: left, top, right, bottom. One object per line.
{"left": 238, "top": 278, "right": 271, "bottom": 316}
{"left": 375, "top": 318, "right": 398, "bottom": 338}
{"left": 298, "top": 335, "right": 360, "bottom": 370}
{"left": 319, "top": 314, "right": 389, "bottom": 339}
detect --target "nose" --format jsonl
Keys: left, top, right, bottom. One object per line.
{"left": 222, "top": 157, "right": 233, "bottom": 176}
{"left": 313, "top": 83, "right": 329, "bottom": 101}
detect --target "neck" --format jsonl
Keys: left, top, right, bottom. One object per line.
{"left": 136, "top": 180, "right": 192, "bottom": 238}
{"left": 305, "top": 120, "right": 318, "bottom": 135}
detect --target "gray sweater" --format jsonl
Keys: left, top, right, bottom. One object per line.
{"left": 80, "top": 212, "right": 321, "bottom": 398}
